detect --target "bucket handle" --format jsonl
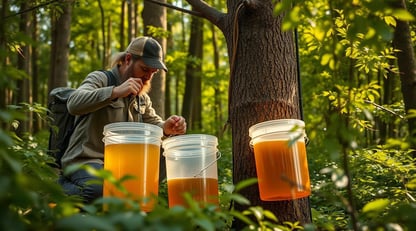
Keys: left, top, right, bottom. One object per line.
{"left": 193, "top": 151, "right": 222, "bottom": 177}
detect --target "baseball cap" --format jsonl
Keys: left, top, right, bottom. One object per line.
{"left": 126, "top": 36, "right": 168, "bottom": 72}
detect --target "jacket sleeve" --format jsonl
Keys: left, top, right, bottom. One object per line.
{"left": 67, "top": 71, "right": 115, "bottom": 115}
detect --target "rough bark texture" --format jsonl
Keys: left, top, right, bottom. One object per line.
{"left": 392, "top": 0, "right": 416, "bottom": 157}
{"left": 142, "top": 0, "right": 167, "bottom": 118}
{"left": 227, "top": 2, "right": 311, "bottom": 225}
{"left": 182, "top": 15, "right": 203, "bottom": 130}
{"left": 49, "top": 0, "right": 73, "bottom": 91}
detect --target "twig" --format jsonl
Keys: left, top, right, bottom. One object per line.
{"left": 3, "top": 0, "right": 60, "bottom": 20}
{"left": 364, "top": 100, "right": 405, "bottom": 119}
{"left": 144, "top": 0, "right": 203, "bottom": 18}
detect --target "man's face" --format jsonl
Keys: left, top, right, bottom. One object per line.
{"left": 124, "top": 59, "right": 159, "bottom": 95}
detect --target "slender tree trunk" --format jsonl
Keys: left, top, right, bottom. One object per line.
{"left": 392, "top": 0, "right": 416, "bottom": 157}
{"left": 32, "top": 10, "right": 41, "bottom": 133}
{"left": 182, "top": 15, "right": 203, "bottom": 130}
{"left": 142, "top": 0, "right": 167, "bottom": 118}
{"left": 49, "top": 0, "right": 74, "bottom": 91}
{"left": 98, "top": 0, "right": 107, "bottom": 68}
{"left": 211, "top": 24, "right": 224, "bottom": 138}
{"left": 165, "top": 22, "right": 173, "bottom": 116}
{"left": 127, "top": 0, "right": 137, "bottom": 42}
{"left": 16, "top": 1, "right": 31, "bottom": 135}
{"left": 0, "top": 0, "right": 8, "bottom": 112}
{"left": 119, "top": 0, "right": 126, "bottom": 51}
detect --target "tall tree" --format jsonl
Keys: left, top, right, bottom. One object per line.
{"left": 15, "top": 1, "right": 32, "bottom": 135}
{"left": 392, "top": 0, "right": 416, "bottom": 157}
{"left": 184, "top": 0, "right": 311, "bottom": 227}
{"left": 48, "top": 0, "right": 74, "bottom": 91}
{"left": 119, "top": 0, "right": 127, "bottom": 50}
{"left": 182, "top": 14, "right": 203, "bottom": 130}
{"left": 142, "top": 0, "right": 167, "bottom": 118}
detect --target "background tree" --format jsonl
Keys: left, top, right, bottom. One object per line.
{"left": 48, "top": 0, "right": 74, "bottom": 91}
{"left": 182, "top": 13, "right": 203, "bottom": 130}
{"left": 392, "top": 0, "right": 416, "bottom": 157}
{"left": 15, "top": 1, "right": 32, "bottom": 135}
{"left": 143, "top": 0, "right": 168, "bottom": 118}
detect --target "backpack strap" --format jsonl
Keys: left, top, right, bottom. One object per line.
{"left": 101, "top": 70, "right": 117, "bottom": 86}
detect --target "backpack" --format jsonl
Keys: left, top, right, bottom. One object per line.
{"left": 47, "top": 70, "right": 117, "bottom": 168}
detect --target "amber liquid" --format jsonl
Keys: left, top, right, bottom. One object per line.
{"left": 167, "top": 177, "right": 219, "bottom": 208}
{"left": 253, "top": 140, "right": 310, "bottom": 201}
{"left": 103, "top": 143, "right": 160, "bottom": 212}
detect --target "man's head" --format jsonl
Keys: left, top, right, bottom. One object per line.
{"left": 125, "top": 36, "right": 168, "bottom": 72}
{"left": 115, "top": 37, "right": 167, "bottom": 95}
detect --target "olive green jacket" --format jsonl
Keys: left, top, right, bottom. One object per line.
{"left": 61, "top": 67, "right": 164, "bottom": 168}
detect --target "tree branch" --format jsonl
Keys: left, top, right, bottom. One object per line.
{"left": 144, "top": 0, "right": 203, "bottom": 18}
{"left": 3, "top": 0, "right": 60, "bottom": 20}
{"left": 144, "top": 0, "right": 225, "bottom": 28}
{"left": 185, "top": 0, "right": 226, "bottom": 27}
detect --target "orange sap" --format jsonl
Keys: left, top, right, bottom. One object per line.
{"left": 253, "top": 140, "right": 310, "bottom": 201}
{"left": 167, "top": 177, "right": 219, "bottom": 208}
{"left": 103, "top": 143, "right": 160, "bottom": 212}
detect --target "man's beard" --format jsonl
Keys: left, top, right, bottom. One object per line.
{"left": 140, "top": 83, "right": 151, "bottom": 95}
{"left": 125, "top": 65, "right": 152, "bottom": 95}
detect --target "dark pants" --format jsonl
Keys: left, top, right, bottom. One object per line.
{"left": 58, "top": 155, "right": 166, "bottom": 204}
{"left": 58, "top": 162, "right": 103, "bottom": 204}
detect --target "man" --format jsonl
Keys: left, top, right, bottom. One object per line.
{"left": 58, "top": 36, "right": 187, "bottom": 203}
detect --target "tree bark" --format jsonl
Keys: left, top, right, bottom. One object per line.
{"left": 186, "top": 0, "right": 312, "bottom": 227}
{"left": 142, "top": 0, "right": 167, "bottom": 118}
{"left": 392, "top": 0, "right": 416, "bottom": 157}
{"left": 16, "top": 1, "right": 32, "bottom": 135}
{"left": 49, "top": 0, "right": 74, "bottom": 91}
{"left": 211, "top": 23, "right": 224, "bottom": 137}
{"left": 97, "top": 0, "right": 107, "bottom": 68}
{"left": 182, "top": 15, "right": 203, "bottom": 130}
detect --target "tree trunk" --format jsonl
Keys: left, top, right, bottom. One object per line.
{"left": 182, "top": 15, "right": 203, "bottom": 130}
{"left": 119, "top": 0, "right": 127, "bottom": 51}
{"left": 49, "top": 0, "right": 73, "bottom": 91}
{"left": 186, "top": 0, "right": 312, "bottom": 227}
{"left": 211, "top": 23, "right": 224, "bottom": 137}
{"left": 32, "top": 10, "right": 41, "bottom": 133}
{"left": 142, "top": 0, "right": 167, "bottom": 118}
{"left": 392, "top": 0, "right": 416, "bottom": 157}
{"left": 16, "top": 1, "right": 31, "bottom": 135}
{"left": 97, "top": 0, "right": 107, "bottom": 68}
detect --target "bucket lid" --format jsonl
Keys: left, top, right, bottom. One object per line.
{"left": 248, "top": 119, "right": 305, "bottom": 139}
{"left": 103, "top": 122, "right": 163, "bottom": 137}
{"left": 162, "top": 134, "right": 218, "bottom": 150}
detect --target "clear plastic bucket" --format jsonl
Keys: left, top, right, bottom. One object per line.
{"left": 249, "top": 119, "right": 311, "bottom": 201}
{"left": 102, "top": 122, "right": 163, "bottom": 212}
{"left": 162, "top": 134, "right": 220, "bottom": 208}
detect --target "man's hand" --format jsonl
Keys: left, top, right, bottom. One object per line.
{"left": 111, "top": 78, "right": 143, "bottom": 99}
{"left": 163, "top": 115, "right": 187, "bottom": 136}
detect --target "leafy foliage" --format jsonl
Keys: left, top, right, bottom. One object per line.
{"left": 2, "top": 0, "right": 416, "bottom": 230}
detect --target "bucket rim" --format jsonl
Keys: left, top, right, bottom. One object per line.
{"left": 162, "top": 134, "right": 218, "bottom": 149}
{"left": 103, "top": 122, "right": 163, "bottom": 135}
{"left": 249, "top": 119, "right": 305, "bottom": 139}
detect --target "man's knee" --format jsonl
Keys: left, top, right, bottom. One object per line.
{"left": 81, "top": 180, "right": 103, "bottom": 204}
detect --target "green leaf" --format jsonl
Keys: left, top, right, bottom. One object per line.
{"left": 362, "top": 199, "right": 390, "bottom": 215}
{"left": 384, "top": 16, "right": 396, "bottom": 26}
{"left": 392, "top": 9, "right": 415, "bottom": 21}
{"left": 321, "top": 53, "right": 332, "bottom": 66}
{"left": 234, "top": 178, "right": 258, "bottom": 192}
{"left": 406, "top": 178, "right": 416, "bottom": 190}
